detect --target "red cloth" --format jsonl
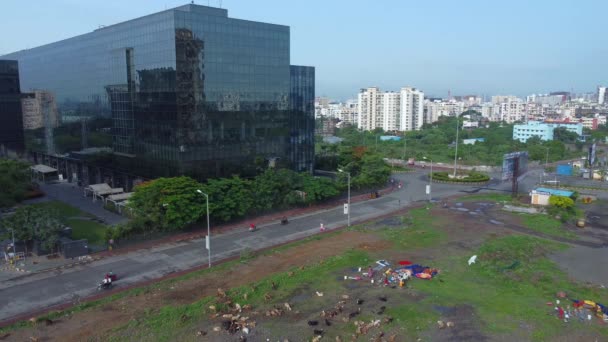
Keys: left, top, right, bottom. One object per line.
{"left": 558, "top": 307, "right": 564, "bottom": 319}
{"left": 398, "top": 261, "right": 412, "bottom": 266}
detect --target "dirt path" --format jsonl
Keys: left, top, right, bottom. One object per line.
{"left": 7, "top": 231, "right": 386, "bottom": 342}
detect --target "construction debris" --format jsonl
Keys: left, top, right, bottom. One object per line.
{"left": 217, "top": 288, "right": 226, "bottom": 298}
{"left": 316, "top": 291, "right": 324, "bottom": 297}
{"left": 346, "top": 259, "right": 439, "bottom": 287}
{"left": 284, "top": 302, "right": 292, "bottom": 311}
{"left": 266, "top": 307, "right": 284, "bottom": 317}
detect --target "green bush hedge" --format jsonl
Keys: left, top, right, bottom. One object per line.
{"left": 430, "top": 171, "right": 490, "bottom": 183}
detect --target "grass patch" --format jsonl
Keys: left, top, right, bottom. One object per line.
{"left": 0, "top": 228, "right": 356, "bottom": 335}
{"left": 67, "top": 218, "right": 108, "bottom": 245}
{"left": 412, "top": 236, "right": 607, "bottom": 341}
{"left": 385, "top": 304, "right": 437, "bottom": 336}
{"left": 391, "top": 165, "right": 414, "bottom": 172}
{"left": 31, "top": 200, "right": 90, "bottom": 218}
{"left": 459, "top": 193, "right": 513, "bottom": 203}
{"left": 518, "top": 213, "right": 577, "bottom": 239}
{"left": 111, "top": 249, "right": 371, "bottom": 341}
{"left": 377, "top": 207, "right": 446, "bottom": 249}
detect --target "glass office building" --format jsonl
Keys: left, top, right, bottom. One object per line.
{"left": 0, "top": 60, "right": 25, "bottom": 153}
{"left": 2, "top": 4, "right": 314, "bottom": 178}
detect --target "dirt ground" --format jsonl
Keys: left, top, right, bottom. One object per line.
{"left": 4, "top": 200, "right": 605, "bottom": 342}
{"left": 6, "top": 231, "right": 387, "bottom": 342}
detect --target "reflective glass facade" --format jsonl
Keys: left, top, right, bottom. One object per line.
{"left": 0, "top": 60, "right": 25, "bottom": 152}
{"left": 2, "top": 4, "right": 314, "bottom": 178}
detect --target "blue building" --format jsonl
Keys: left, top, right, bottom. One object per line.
{"left": 1, "top": 4, "right": 314, "bottom": 179}
{"left": 512, "top": 121, "right": 583, "bottom": 142}
{"left": 379, "top": 136, "right": 401, "bottom": 141}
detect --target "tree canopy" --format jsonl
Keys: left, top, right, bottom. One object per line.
{"left": 318, "top": 118, "right": 582, "bottom": 167}
{"left": 0, "top": 159, "right": 31, "bottom": 208}
{"left": 0, "top": 206, "right": 64, "bottom": 251}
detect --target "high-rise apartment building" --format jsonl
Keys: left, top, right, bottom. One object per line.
{"left": 499, "top": 98, "right": 525, "bottom": 123}
{"left": 598, "top": 86, "right": 606, "bottom": 105}
{"left": 2, "top": 4, "right": 314, "bottom": 178}
{"left": 0, "top": 60, "right": 25, "bottom": 153}
{"left": 399, "top": 87, "right": 425, "bottom": 131}
{"left": 358, "top": 87, "right": 383, "bottom": 131}
{"left": 357, "top": 87, "right": 424, "bottom": 132}
{"left": 382, "top": 92, "right": 400, "bottom": 131}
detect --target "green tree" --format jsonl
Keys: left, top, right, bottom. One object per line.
{"left": 548, "top": 195, "right": 574, "bottom": 209}
{"left": 0, "top": 206, "right": 64, "bottom": 251}
{"left": 299, "top": 174, "right": 340, "bottom": 204}
{"left": 553, "top": 127, "right": 579, "bottom": 144}
{"left": 204, "top": 176, "right": 253, "bottom": 222}
{"left": 251, "top": 169, "right": 300, "bottom": 211}
{"left": 128, "top": 176, "right": 206, "bottom": 232}
{"left": 0, "top": 159, "right": 31, "bottom": 208}
{"left": 353, "top": 154, "right": 391, "bottom": 188}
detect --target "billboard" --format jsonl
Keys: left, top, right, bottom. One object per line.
{"left": 502, "top": 151, "right": 529, "bottom": 181}
{"left": 589, "top": 143, "right": 596, "bottom": 166}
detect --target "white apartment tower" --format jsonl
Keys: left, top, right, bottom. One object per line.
{"left": 357, "top": 87, "right": 382, "bottom": 130}
{"left": 382, "top": 92, "right": 400, "bottom": 131}
{"left": 400, "top": 87, "right": 425, "bottom": 130}
{"left": 598, "top": 86, "right": 606, "bottom": 105}
{"left": 357, "top": 87, "right": 424, "bottom": 131}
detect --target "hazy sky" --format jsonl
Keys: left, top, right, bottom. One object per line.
{"left": 2, "top": 0, "right": 607, "bottom": 100}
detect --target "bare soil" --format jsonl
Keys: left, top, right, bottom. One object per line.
{"left": 8, "top": 231, "right": 386, "bottom": 342}
{"left": 8, "top": 200, "right": 600, "bottom": 342}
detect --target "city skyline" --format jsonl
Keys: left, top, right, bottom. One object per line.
{"left": 2, "top": 0, "right": 608, "bottom": 99}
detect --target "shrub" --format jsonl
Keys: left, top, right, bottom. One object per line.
{"left": 430, "top": 171, "right": 489, "bottom": 183}
{"left": 548, "top": 196, "right": 574, "bottom": 210}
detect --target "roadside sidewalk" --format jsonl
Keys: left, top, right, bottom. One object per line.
{"left": 96, "top": 183, "right": 398, "bottom": 258}
{"left": 0, "top": 255, "right": 104, "bottom": 281}
{"left": 0, "top": 184, "right": 398, "bottom": 280}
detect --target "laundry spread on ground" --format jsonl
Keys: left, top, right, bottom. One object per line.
{"left": 345, "top": 260, "right": 440, "bottom": 287}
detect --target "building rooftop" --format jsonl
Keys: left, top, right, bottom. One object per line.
{"left": 534, "top": 187, "right": 574, "bottom": 197}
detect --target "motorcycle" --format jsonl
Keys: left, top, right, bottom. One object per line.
{"left": 280, "top": 217, "right": 289, "bottom": 225}
{"left": 97, "top": 280, "right": 113, "bottom": 291}
{"left": 248, "top": 224, "right": 258, "bottom": 232}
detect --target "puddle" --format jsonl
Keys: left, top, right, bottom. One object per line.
{"left": 489, "top": 220, "right": 503, "bottom": 225}
{"left": 433, "top": 305, "right": 456, "bottom": 314}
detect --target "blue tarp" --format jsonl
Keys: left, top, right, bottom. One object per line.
{"left": 535, "top": 187, "right": 574, "bottom": 198}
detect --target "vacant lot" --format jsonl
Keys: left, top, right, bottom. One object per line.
{"left": 3, "top": 197, "right": 608, "bottom": 342}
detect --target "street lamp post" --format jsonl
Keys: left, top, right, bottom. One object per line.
{"left": 196, "top": 189, "right": 211, "bottom": 268}
{"left": 338, "top": 169, "right": 351, "bottom": 227}
{"left": 453, "top": 114, "right": 460, "bottom": 177}
{"left": 541, "top": 147, "right": 549, "bottom": 184}
{"left": 402, "top": 134, "right": 407, "bottom": 161}
{"left": 424, "top": 157, "right": 432, "bottom": 202}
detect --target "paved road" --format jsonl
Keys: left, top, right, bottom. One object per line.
{"left": 25, "top": 182, "right": 128, "bottom": 225}
{"left": 0, "top": 168, "right": 541, "bottom": 322}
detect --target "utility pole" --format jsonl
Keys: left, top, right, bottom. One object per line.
{"left": 402, "top": 133, "right": 407, "bottom": 161}
{"left": 453, "top": 114, "right": 460, "bottom": 177}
